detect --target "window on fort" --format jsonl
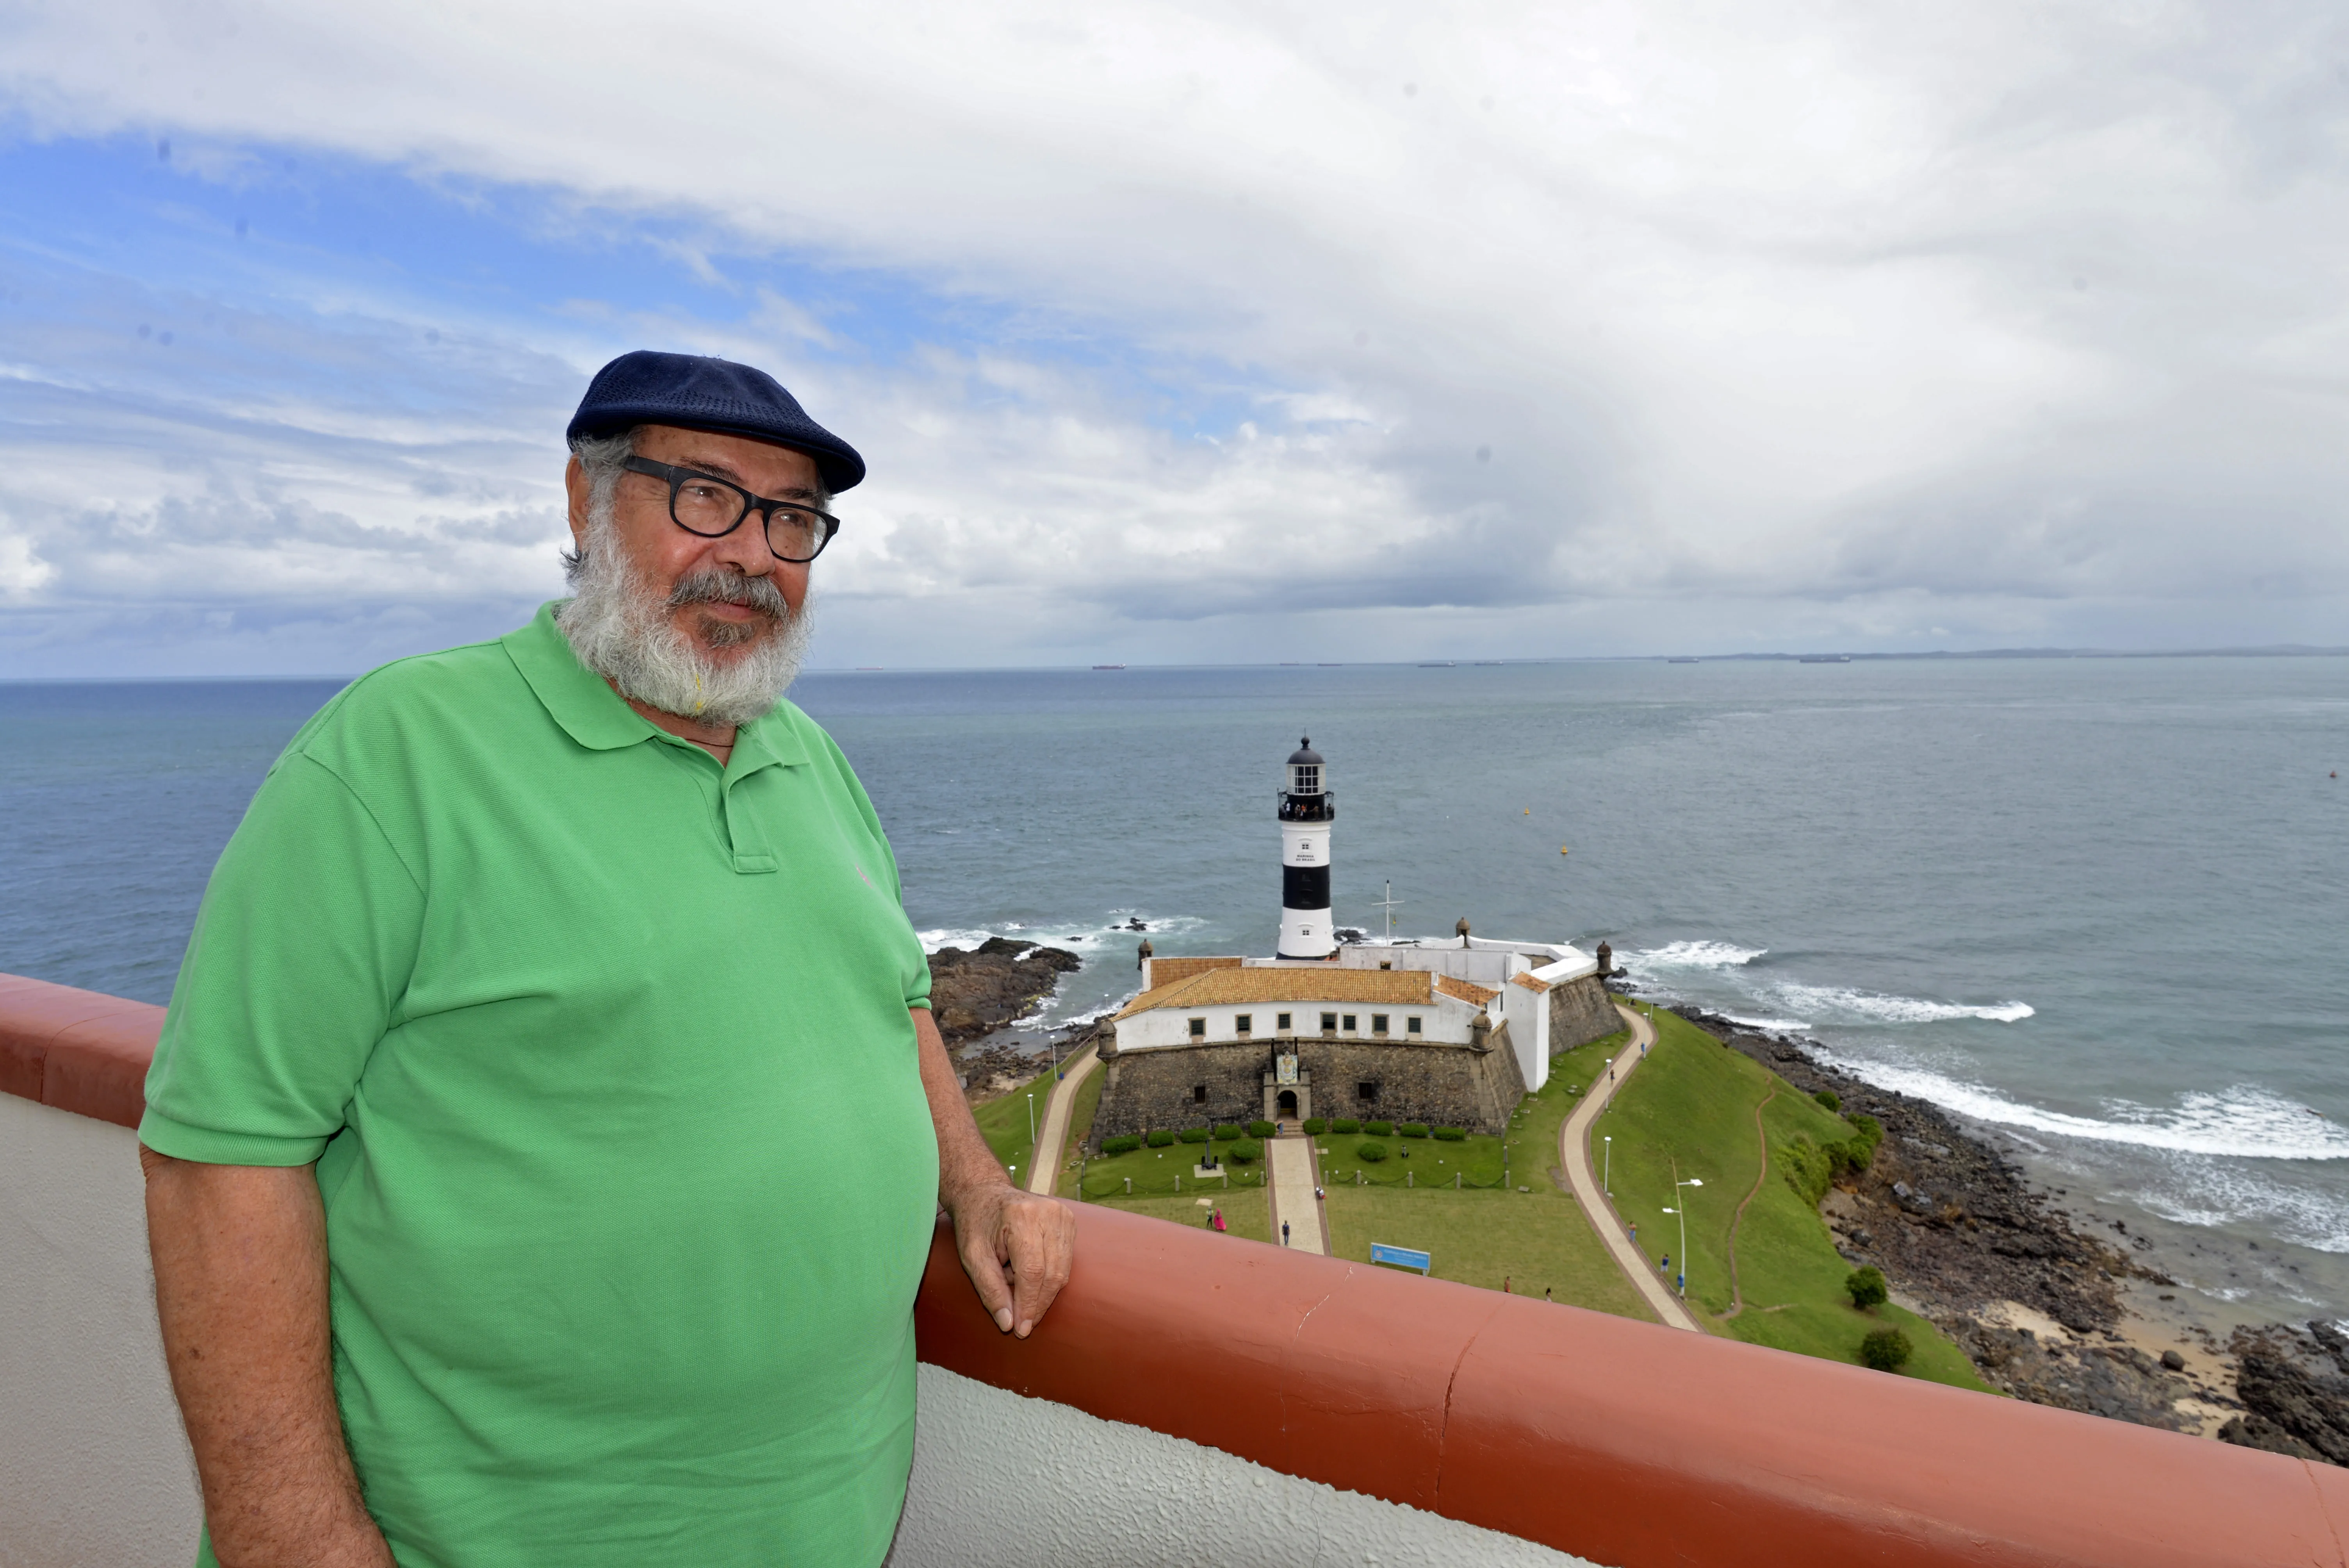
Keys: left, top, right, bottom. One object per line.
{"left": 1407, "top": 1016, "right": 1423, "bottom": 1035}
{"left": 1342, "top": 1014, "right": 1358, "bottom": 1032}
{"left": 1321, "top": 1012, "right": 1337, "bottom": 1033}
{"left": 1371, "top": 1014, "right": 1388, "bottom": 1035}
{"left": 1193, "top": 1084, "right": 1207, "bottom": 1103}
{"left": 1357, "top": 1082, "right": 1379, "bottom": 1102}
{"left": 1188, "top": 1017, "right": 1206, "bottom": 1038}
{"left": 1235, "top": 1014, "right": 1252, "bottom": 1033}
{"left": 1277, "top": 1012, "right": 1293, "bottom": 1030}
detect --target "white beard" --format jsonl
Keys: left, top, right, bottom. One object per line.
{"left": 556, "top": 499, "right": 814, "bottom": 728}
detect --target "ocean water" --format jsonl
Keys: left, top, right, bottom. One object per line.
{"left": 4, "top": 656, "right": 2345, "bottom": 1325}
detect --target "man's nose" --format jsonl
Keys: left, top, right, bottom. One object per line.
{"left": 710, "top": 513, "right": 775, "bottom": 577}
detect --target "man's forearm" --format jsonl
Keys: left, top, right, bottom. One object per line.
{"left": 911, "top": 1008, "right": 1018, "bottom": 1206}
{"left": 142, "top": 1150, "right": 394, "bottom": 1568}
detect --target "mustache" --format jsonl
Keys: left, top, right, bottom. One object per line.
{"left": 667, "top": 569, "right": 790, "bottom": 618}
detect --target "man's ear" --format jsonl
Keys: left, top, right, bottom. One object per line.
{"left": 563, "top": 454, "right": 591, "bottom": 549}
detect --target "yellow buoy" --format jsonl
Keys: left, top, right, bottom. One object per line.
{"left": 1560, "top": 846, "right": 1570, "bottom": 855}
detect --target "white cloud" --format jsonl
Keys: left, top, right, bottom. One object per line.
{"left": 2, "top": 0, "right": 2347, "bottom": 670}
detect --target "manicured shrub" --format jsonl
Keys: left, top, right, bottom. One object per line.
{"left": 1302, "top": 1117, "right": 1329, "bottom": 1136}
{"left": 1179, "top": 1126, "right": 1209, "bottom": 1144}
{"left": 1858, "top": 1327, "right": 1912, "bottom": 1372}
{"left": 1146, "top": 1129, "right": 1176, "bottom": 1147}
{"left": 1432, "top": 1126, "right": 1466, "bottom": 1142}
{"left": 1247, "top": 1119, "right": 1276, "bottom": 1139}
{"left": 1101, "top": 1135, "right": 1142, "bottom": 1155}
{"left": 1332, "top": 1118, "right": 1361, "bottom": 1135}
{"left": 1398, "top": 1123, "right": 1430, "bottom": 1139}
{"left": 1357, "top": 1140, "right": 1389, "bottom": 1163}
{"left": 1813, "top": 1089, "right": 1842, "bottom": 1113}
{"left": 1845, "top": 1266, "right": 1888, "bottom": 1311}
{"left": 1212, "top": 1123, "right": 1245, "bottom": 1141}
{"left": 1226, "top": 1139, "right": 1262, "bottom": 1163}
{"left": 1365, "top": 1119, "right": 1395, "bottom": 1136}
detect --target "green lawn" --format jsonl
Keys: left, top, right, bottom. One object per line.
{"left": 971, "top": 1069, "right": 1053, "bottom": 1184}
{"left": 1091, "top": 1187, "right": 1274, "bottom": 1243}
{"left": 1311, "top": 1031, "right": 1652, "bottom": 1318}
{"left": 1317, "top": 1128, "right": 1505, "bottom": 1188}
{"left": 1323, "top": 1185, "right": 1652, "bottom": 1314}
{"left": 1070, "top": 1136, "right": 1270, "bottom": 1199}
{"left": 1595, "top": 1004, "right": 1994, "bottom": 1392}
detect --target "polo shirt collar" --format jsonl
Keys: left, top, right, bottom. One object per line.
{"left": 503, "top": 602, "right": 810, "bottom": 768}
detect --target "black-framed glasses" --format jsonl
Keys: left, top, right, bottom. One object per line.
{"left": 620, "top": 457, "right": 840, "bottom": 563}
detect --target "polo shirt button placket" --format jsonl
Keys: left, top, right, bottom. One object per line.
{"left": 721, "top": 777, "right": 779, "bottom": 876}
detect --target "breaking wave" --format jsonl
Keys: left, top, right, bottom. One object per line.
{"left": 1809, "top": 1051, "right": 2349, "bottom": 1163}
{"left": 1628, "top": 941, "right": 1766, "bottom": 969}
{"left": 919, "top": 910, "right": 1210, "bottom": 954}
{"left": 1763, "top": 982, "right": 2034, "bottom": 1026}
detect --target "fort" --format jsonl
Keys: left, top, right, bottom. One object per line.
{"left": 1091, "top": 738, "right": 1621, "bottom": 1138}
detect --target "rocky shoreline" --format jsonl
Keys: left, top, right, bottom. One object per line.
{"left": 1664, "top": 1002, "right": 2349, "bottom": 1459}
{"left": 928, "top": 937, "right": 1089, "bottom": 1100}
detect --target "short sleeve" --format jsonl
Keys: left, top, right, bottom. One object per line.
{"left": 139, "top": 753, "right": 424, "bottom": 1166}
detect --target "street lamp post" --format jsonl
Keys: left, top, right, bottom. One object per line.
{"left": 1603, "top": 1135, "right": 1611, "bottom": 1196}
{"left": 1661, "top": 1172, "right": 1704, "bottom": 1299}
{"left": 1027, "top": 1091, "right": 1035, "bottom": 1149}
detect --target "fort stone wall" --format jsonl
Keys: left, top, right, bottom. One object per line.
{"left": 1547, "top": 974, "right": 1621, "bottom": 1055}
{"left": 1093, "top": 1029, "right": 1526, "bottom": 1144}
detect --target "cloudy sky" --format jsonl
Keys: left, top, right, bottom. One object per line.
{"left": 2, "top": 1, "right": 2345, "bottom": 674}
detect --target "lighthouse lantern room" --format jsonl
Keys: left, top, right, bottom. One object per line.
{"left": 1277, "top": 737, "right": 1336, "bottom": 959}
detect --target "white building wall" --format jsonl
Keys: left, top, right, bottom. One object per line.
{"left": 1116, "top": 999, "right": 1473, "bottom": 1053}
{"left": 1500, "top": 982, "right": 1551, "bottom": 1092}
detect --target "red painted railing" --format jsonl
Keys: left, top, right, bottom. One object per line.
{"left": 9, "top": 971, "right": 2348, "bottom": 1566}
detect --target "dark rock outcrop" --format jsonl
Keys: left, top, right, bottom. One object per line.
{"left": 929, "top": 938, "right": 1082, "bottom": 1049}
{"left": 2227, "top": 1324, "right": 2349, "bottom": 1465}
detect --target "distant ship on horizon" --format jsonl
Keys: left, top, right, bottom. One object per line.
{"left": 1799, "top": 654, "right": 1852, "bottom": 664}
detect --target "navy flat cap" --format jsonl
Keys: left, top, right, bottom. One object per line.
{"left": 566, "top": 350, "right": 866, "bottom": 493}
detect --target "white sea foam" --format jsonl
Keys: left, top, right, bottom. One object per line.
{"left": 1628, "top": 941, "right": 1766, "bottom": 969}
{"left": 920, "top": 910, "right": 1209, "bottom": 955}
{"left": 1811, "top": 1051, "right": 2349, "bottom": 1164}
{"left": 1723, "top": 1014, "right": 1814, "bottom": 1033}
{"left": 918, "top": 927, "right": 999, "bottom": 953}
{"left": 1765, "top": 982, "right": 2033, "bottom": 1026}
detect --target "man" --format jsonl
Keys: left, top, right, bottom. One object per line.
{"left": 138, "top": 351, "right": 1075, "bottom": 1568}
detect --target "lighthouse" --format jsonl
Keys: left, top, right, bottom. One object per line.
{"left": 1277, "top": 737, "right": 1336, "bottom": 958}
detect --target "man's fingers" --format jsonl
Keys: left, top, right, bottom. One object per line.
{"left": 959, "top": 1228, "right": 1016, "bottom": 1333}
{"left": 1002, "top": 1197, "right": 1077, "bottom": 1338}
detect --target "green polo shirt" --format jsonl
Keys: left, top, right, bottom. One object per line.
{"left": 140, "top": 603, "right": 939, "bottom": 1568}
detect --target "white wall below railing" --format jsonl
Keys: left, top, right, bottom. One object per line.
{"left": 0, "top": 1092, "right": 1571, "bottom": 1568}
{"left": 0, "top": 1093, "right": 198, "bottom": 1568}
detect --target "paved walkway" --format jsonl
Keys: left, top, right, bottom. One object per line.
{"left": 1023, "top": 1046, "right": 1099, "bottom": 1196}
{"left": 1267, "top": 1133, "right": 1327, "bottom": 1254}
{"left": 1558, "top": 1003, "right": 1703, "bottom": 1333}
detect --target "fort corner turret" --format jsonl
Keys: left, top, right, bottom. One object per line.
{"left": 1277, "top": 737, "right": 1335, "bottom": 959}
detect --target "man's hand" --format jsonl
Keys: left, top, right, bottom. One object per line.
{"left": 944, "top": 1181, "right": 1075, "bottom": 1339}
{"left": 911, "top": 1008, "right": 1077, "bottom": 1337}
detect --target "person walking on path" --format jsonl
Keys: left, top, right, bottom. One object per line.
{"left": 1281, "top": 1219, "right": 1292, "bottom": 1246}
{"left": 137, "top": 350, "right": 1075, "bottom": 1568}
